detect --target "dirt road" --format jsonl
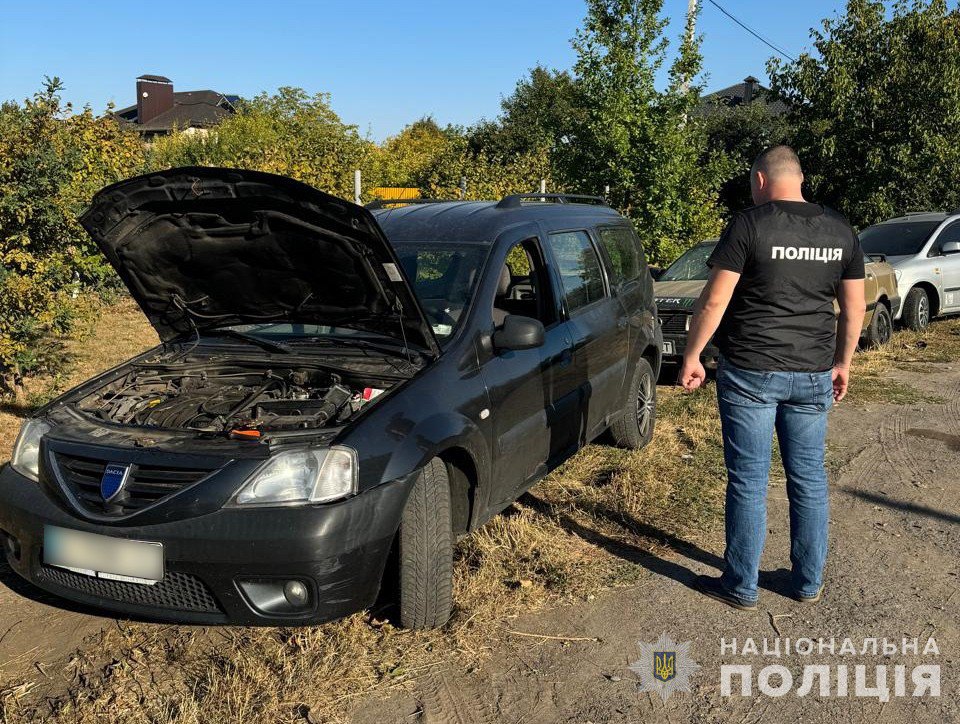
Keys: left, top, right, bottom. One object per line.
{"left": 346, "top": 365, "right": 960, "bottom": 723}
{"left": 1, "top": 324, "right": 958, "bottom": 721}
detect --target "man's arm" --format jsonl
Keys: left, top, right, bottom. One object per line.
{"left": 679, "top": 268, "right": 741, "bottom": 391}
{"left": 832, "top": 278, "right": 867, "bottom": 401}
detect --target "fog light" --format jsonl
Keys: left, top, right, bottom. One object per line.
{"left": 237, "top": 578, "right": 313, "bottom": 615}
{"left": 284, "top": 580, "right": 309, "bottom": 607}
{"left": 1, "top": 530, "right": 20, "bottom": 562}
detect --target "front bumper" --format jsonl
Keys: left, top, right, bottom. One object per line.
{"left": 0, "top": 464, "right": 412, "bottom": 625}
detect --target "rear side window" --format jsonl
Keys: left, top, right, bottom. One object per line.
{"left": 597, "top": 226, "right": 643, "bottom": 284}
{"left": 547, "top": 230, "right": 606, "bottom": 313}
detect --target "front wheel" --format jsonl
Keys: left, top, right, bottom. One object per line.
{"left": 398, "top": 457, "right": 453, "bottom": 630}
{"left": 902, "top": 286, "right": 931, "bottom": 331}
{"left": 610, "top": 357, "right": 656, "bottom": 450}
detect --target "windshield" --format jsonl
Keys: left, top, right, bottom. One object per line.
{"left": 392, "top": 241, "right": 488, "bottom": 343}
{"left": 660, "top": 243, "right": 717, "bottom": 281}
{"left": 859, "top": 221, "right": 941, "bottom": 257}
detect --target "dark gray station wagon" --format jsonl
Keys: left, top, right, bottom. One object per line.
{"left": 0, "top": 168, "right": 661, "bottom": 629}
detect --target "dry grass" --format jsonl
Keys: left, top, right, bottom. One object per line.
{"left": 848, "top": 316, "right": 960, "bottom": 404}
{"left": 0, "top": 302, "right": 729, "bottom": 723}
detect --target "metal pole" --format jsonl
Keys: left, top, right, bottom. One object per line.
{"left": 459, "top": 176, "right": 467, "bottom": 199}
{"left": 354, "top": 170, "right": 362, "bottom": 205}
{"left": 539, "top": 179, "right": 547, "bottom": 194}
{"left": 681, "top": 0, "right": 698, "bottom": 94}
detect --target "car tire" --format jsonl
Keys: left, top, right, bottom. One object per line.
{"left": 398, "top": 457, "right": 453, "bottom": 630}
{"left": 865, "top": 303, "right": 893, "bottom": 347}
{"left": 610, "top": 357, "right": 656, "bottom": 450}
{"left": 902, "top": 286, "right": 931, "bottom": 331}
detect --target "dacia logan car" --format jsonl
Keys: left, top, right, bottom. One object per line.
{"left": 653, "top": 239, "right": 899, "bottom": 366}
{"left": 0, "top": 168, "right": 661, "bottom": 629}
{"left": 859, "top": 211, "right": 960, "bottom": 331}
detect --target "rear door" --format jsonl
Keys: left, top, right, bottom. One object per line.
{"left": 544, "top": 229, "right": 624, "bottom": 449}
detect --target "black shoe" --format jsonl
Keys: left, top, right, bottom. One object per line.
{"left": 793, "top": 584, "right": 824, "bottom": 604}
{"left": 693, "top": 575, "right": 758, "bottom": 611}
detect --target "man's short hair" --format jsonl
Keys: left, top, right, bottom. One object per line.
{"left": 752, "top": 145, "right": 803, "bottom": 180}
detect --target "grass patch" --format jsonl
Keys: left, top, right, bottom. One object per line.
{"left": 848, "top": 317, "right": 960, "bottom": 405}
{"left": 0, "top": 303, "right": 729, "bottom": 723}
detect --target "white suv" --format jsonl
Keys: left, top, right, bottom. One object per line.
{"left": 859, "top": 212, "right": 960, "bottom": 330}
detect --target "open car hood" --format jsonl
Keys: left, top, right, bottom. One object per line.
{"left": 80, "top": 167, "right": 439, "bottom": 356}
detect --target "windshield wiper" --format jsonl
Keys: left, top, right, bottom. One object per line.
{"left": 201, "top": 329, "right": 294, "bottom": 354}
{"left": 287, "top": 335, "right": 420, "bottom": 358}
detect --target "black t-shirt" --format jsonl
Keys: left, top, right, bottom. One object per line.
{"left": 707, "top": 200, "right": 865, "bottom": 372}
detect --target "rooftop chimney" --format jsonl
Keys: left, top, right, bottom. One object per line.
{"left": 136, "top": 75, "right": 174, "bottom": 124}
{"left": 743, "top": 76, "right": 759, "bottom": 105}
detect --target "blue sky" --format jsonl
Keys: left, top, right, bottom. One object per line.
{"left": 1, "top": 0, "right": 844, "bottom": 141}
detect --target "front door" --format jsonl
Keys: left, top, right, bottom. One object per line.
{"left": 931, "top": 222, "right": 960, "bottom": 310}
{"left": 480, "top": 235, "right": 564, "bottom": 506}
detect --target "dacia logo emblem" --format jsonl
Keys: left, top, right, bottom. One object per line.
{"left": 100, "top": 463, "right": 131, "bottom": 502}
{"left": 653, "top": 651, "right": 676, "bottom": 682}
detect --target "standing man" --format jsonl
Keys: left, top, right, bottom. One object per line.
{"left": 680, "top": 146, "right": 865, "bottom": 611}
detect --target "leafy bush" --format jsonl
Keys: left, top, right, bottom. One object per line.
{"left": 0, "top": 79, "right": 140, "bottom": 396}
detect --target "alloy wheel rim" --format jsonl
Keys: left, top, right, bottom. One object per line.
{"left": 636, "top": 373, "right": 654, "bottom": 436}
{"left": 878, "top": 311, "right": 892, "bottom": 343}
{"left": 919, "top": 296, "right": 929, "bottom": 327}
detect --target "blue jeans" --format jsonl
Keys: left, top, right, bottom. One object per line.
{"left": 716, "top": 357, "right": 833, "bottom": 602}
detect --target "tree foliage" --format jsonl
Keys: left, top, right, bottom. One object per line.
{"left": 770, "top": 0, "right": 960, "bottom": 227}
{"left": 147, "top": 87, "right": 375, "bottom": 200}
{"left": 567, "top": 0, "right": 728, "bottom": 263}
{"left": 0, "top": 79, "right": 142, "bottom": 395}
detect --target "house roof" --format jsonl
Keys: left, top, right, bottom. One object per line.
{"left": 700, "top": 77, "right": 790, "bottom": 116}
{"left": 114, "top": 89, "right": 238, "bottom": 132}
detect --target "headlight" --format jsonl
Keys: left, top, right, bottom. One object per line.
{"left": 234, "top": 447, "right": 357, "bottom": 506}
{"left": 11, "top": 419, "right": 51, "bottom": 482}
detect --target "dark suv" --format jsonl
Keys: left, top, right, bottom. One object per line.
{"left": 0, "top": 168, "right": 661, "bottom": 629}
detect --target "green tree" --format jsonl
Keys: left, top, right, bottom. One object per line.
{"left": 701, "top": 99, "right": 792, "bottom": 213}
{"left": 148, "top": 87, "right": 375, "bottom": 200}
{"left": 769, "top": 0, "right": 960, "bottom": 227}
{"left": 0, "top": 79, "right": 140, "bottom": 395}
{"left": 568, "top": 0, "right": 728, "bottom": 263}
{"left": 371, "top": 117, "right": 454, "bottom": 189}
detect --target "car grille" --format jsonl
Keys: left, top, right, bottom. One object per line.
{"left": 53, "top": 453, "right": 217, "bottom": 517}
{"left": 659, "top": 311, "right": 690, "bottom": 336}
{"left": 37, "top": 565, "right": 222, "bottom": 613}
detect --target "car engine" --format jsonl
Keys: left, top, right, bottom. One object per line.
{"left": 76, "top": 363, "right": 387, "bottom": 433}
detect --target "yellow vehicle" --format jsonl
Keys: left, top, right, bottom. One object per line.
{"left": 652, "top": 240, "right": 900, "bottom": 364}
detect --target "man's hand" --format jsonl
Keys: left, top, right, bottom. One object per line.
{"left": 831, "top": 364, "right": 849, "bottom": 402}
{"left": 680, "top": 355, "right": 707, "bottom": 391}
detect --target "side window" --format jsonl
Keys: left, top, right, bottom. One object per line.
{"left": 597, "top": 225, "right": 643, "bottom": 285}
{"left": 547, "top": 230, "right": 606, "bottom": 313}
{"left": 492, "top": 238, "right": 556, "bottom": 327}
{"left": 934, "top": 223, "right": 960, "bottom": 255}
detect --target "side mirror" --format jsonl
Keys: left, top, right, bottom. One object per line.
{"left": 942, "top": 241, "right": 960, "bottom": 255}
{"left": 493, "top": 315, "right": 545, "bottom": 352}
{"left": 649, "top": 266, "right": 663, "bottom": 280}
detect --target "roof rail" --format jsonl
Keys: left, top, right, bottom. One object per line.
{"left": 495, "top": 193, "right": 609, "bottom": 209}
{"left": 364, "top": 198, "right": 458, "bottom": 210}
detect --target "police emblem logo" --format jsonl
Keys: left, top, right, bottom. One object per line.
{"left": 654, "top": 651, "right": 676, "bottom": 682}
{"left": 630, "top": 633, "right": 699, "bottom": 700}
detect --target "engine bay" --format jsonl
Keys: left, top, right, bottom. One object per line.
{"left": 76, "top": 362, "right": 391, "bottom": 434}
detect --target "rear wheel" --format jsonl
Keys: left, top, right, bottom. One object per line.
{"left": 398, "top": 457, "right": 453, "bottom": 630}
{"left": 902, "top": 286, "right": 931, "bottom": 331}
{"left": 865, "top": 303, "right": 893, "bottom": 347}
{"left": 610, "top": 357, "right": 656, "bottom": 450}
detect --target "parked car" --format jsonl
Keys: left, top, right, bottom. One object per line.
{"left": 859, "top": 211, "right": 960, "bottom": 331}
{"left": 0, "top": 168, "right": 661, "bottom": 629}
{"left": 653, "top": 239, "right": 899, "bottom": 366}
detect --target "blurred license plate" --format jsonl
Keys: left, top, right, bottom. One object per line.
{"left": 661, "top": 341, "right": 675, "bottom": 355}
{"left": 44, "top": 526, "right": 163, "bottom": 585}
